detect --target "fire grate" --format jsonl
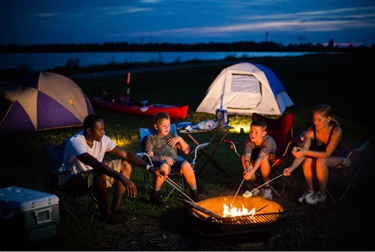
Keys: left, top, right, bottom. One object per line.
{"left": 188, "top": 196, "right": 286, "bottom": 241}
{"left": 191, "top": 212, "right": 286, "bottom": 241}
{"left": 216, "top": 212, "right": 284, "bottom": 234}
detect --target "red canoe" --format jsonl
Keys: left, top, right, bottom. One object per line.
{"left": 92, "top": 96, "right": 188, "bottom": 119}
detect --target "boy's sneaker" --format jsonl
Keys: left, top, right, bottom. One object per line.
{"left": 150, "top": 191, "right": 164, "bottom": 207}
{"left": 306, "top": 192, "right": 327, "bottom": 205}
{"left": 298, "top": 190, "right": 314, "bottom": 203}
{"left": 251, "top": 188, "right": 260, "bottom": 197}
{"left": 190, "top": 189, "right": 199, "bottom": 202}
{"left": 260, "top": 187, "right": 273, "bottom": 200}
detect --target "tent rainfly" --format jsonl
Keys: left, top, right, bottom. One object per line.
{"left": 196, "top": 62, "right": 294, "bottom": 116}
{"left": 0, "top": 72, "right": 94, "bottom": 134}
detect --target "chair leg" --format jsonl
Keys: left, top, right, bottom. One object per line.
{"left": 268, "top": 184, "right": 281, "bottom": 198}
{"left": 50, "top": 188, "right": 99, "bottom": 223}
{"left": 326, "top": 189, "right": 337, "bottom": 204}
{"left": 327, "top": 164, "right": 364, "bottom": 204}
{"left": 268, "top": 169, "right": 290, "bottom": 197}
{"left": 143, "top": 170, "right": 153, "bottom": 195}
{"left": 89, "top": 194, "right": 99, "bottom": 221}
{"left": 58, "top": 197, "right": 82, "bottom": 223}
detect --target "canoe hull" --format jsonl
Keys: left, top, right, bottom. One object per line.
{"left": 92, "top": 97, "right": 188, "bottom": 119}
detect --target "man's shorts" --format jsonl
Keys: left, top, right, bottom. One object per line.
{"left": 104, "top": 159, "right": 122, "bottom": 188}
{"left": 63, "top": 159, "right": 123, "bottom": 195}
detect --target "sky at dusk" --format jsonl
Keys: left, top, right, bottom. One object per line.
{"left": 1, "top": 0, "right": 374, "bottom": 47}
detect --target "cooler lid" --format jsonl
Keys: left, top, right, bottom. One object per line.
{"left": 0, "top": 186, "right": 59, "bottom": 212}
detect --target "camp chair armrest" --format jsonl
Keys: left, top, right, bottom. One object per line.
{"left": 190, "top": 142, "right": 209, "bottom": 166}
{"left": 224, "top": 139, "right": 242, "bottom": 158}
{"left": 137, "top": 152, "right": 154, "bottom": 166}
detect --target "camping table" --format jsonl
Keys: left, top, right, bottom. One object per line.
{"left": 179, "top": 126, "right": 233, "bottom": 180}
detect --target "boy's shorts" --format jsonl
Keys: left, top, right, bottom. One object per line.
{"left": 153, "top": 156, "right": 188, "bottom": 174}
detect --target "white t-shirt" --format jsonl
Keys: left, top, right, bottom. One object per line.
{"left": 63, "top": 131, "right": 116, "bottom": 173}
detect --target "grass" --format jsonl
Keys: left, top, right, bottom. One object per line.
{"left": 0, "top": 52, "right": 373, "bottom": 250}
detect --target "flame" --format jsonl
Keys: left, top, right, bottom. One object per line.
{"left": 223, "top": 203, "right": 256, "bottom": 218}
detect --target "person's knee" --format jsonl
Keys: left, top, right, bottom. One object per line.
{"left": 260, "top": 159, "right": 271, "bottom": 170}
{"left": 160, "top": 164, "right": 170, "bottom": 175}
{"left": 315, "top": 158, "right": 327, "bottom": 169}
{"left": 181, "top": 162, "right": 193, "bottom": 173}
{"left": 93, "top": 173, "right": 107, "bottom": 188}
{"left": 120, "top": 160, "right": 132, "bottom": 172}
{"left": 303, "top": 158, "right": 314, "bottom": 169}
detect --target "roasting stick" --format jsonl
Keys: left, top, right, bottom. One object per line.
{"left": 231, "top": 178, "right": 245, "bottom": 205}
{"left": 231, "top": 174, "right": 285, "bottom": 204}
{"left": 164, "top": 176, "right": 195, "bottom": 203}
{"left": 165, "top": 177, "right": 223, "bottom": 219}
{"left": 164, "top": 176, "right": 225, "bottom": 219}
{"left": 140, "top": 152, "right": 197, "bottom": 204}
{"left": 164, "top": 176, "right": 224, "bottom": 219}
{"left": 182, "top": 199, "right": 223, "bottom": 220}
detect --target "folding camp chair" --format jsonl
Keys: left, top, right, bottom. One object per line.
{"left": 44, "top": 142, "right": 99, "bottom": 223}
{"left": 325, "top": 117, "right": 371, "bottom": 204}
{"left": 251, "top": 112, "right": 301, "bottom": 196}
{"left": 138, "top": 123, "right": 208, "bottom": 202}
{"left": 225, "top": 112, "right": 300, "bottom": 197}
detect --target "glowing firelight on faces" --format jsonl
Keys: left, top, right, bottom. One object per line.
{"left": 223, "top": 203, "right": 256, "bottom": 218}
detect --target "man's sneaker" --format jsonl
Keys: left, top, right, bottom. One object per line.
{"left": 260, "top": 187, "right": 273, "bottom": 200}
{"left": 100, "top": 212, "right": 128, "bottom": 225}
{"left": 306, "top": 192, "right": 327, "bottom": 205}
{"left": 298, "top": 190, "right": 314, "bottom": 203}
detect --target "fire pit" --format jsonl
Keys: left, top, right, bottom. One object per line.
{"left": 188, "top": 195, "right": 285, "bottom": 242}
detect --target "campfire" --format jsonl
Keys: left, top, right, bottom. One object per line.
{"left": 222, "top": 203, "right": 255, "bottom": 218}
{"left": 187, "top": 195, "right": 285, "bottom": 242}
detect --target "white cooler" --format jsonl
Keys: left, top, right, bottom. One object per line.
{"left": 0, "top": 186, "right": 60, "bottom": 243}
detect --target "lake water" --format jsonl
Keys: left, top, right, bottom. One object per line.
{"left": 0, "top": 51, "right": 315, "bottom": 72}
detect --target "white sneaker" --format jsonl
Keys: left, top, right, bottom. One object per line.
{"left": 306, "top": 192, "right": 327, "bottom": 205}
{"left": 261, "top": 188, "right": 273, "bottom": 200}
{"left": 298, "top": 190, "right": 314, "bottom": 203}
{"left": 251, "top": 188, "right": 261, "bottom": 197}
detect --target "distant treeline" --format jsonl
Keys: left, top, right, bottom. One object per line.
{"left": 1, "top": 40, "right": 374, "bottom": 53}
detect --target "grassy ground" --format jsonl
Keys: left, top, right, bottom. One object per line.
{"left": 0, "top": 52, "right": 374, "bottom": 250}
